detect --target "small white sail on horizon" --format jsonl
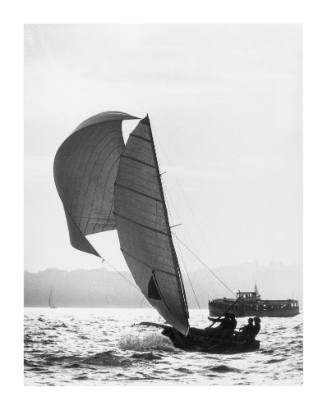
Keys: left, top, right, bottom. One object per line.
{"left": 48, "top": 286, "right": 56, "bottom": 309}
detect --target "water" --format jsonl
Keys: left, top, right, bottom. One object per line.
{"left": 24, "top": 308, "right": 303, "bottom": 385}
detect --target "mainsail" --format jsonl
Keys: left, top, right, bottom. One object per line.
{"left": 114, "top": 116, "right": 189, "bottom": 335}
{"left": 53, "top": 111, "right": 137, "bottom": 256}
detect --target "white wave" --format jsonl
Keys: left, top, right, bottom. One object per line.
{"left": 118, "top": 332, "right": 174, "bottom": 352}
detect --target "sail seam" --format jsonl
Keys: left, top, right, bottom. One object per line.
{"left": 67, "top": 126, "right": 111, "bottom": 223}
{"left": 121, "top": 154, "right": 155, "bottom": 169}
{"left": 62, "top": 204, "right": 99, "bottom": 257}
{"left": 76, "top": 216, "right": 116, "bottom": 222}
{"left": 113, "top": 212, "right": 168, "bottom": 236}
{"left": 130, "top": 133, "right": 152, "bottom": 143}
{"left": 120, "top": 248, "right": 177, "bottom": 277}
{"left": 87, "top": 149, "right": 122, "bottom": 234}
{"left": 115, "top": 183, "right": 163, "bottom": 203}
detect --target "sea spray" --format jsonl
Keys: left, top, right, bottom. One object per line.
{"left": 118, "top": 332, "right": 175, "bottom": 352}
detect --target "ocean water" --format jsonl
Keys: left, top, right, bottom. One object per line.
{"left": 24, "top": 308, "right": 303, "bottom": 386}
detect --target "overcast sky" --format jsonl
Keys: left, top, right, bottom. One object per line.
{"left": 24, "top": 24, "right": 302, "bottom": 273}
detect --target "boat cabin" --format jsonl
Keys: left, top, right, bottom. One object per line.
{"left": 236, "top": 290, "right": 261, "bottom": 301}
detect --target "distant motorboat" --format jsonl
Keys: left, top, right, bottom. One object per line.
{"left": 209, "top": 285, "right": 299, "bottom": 318}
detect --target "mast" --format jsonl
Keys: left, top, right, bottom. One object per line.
{"left": 145, "top": 115, "right": 189, "bottom": 320}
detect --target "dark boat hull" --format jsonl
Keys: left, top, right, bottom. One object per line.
{"left": 209, "top": 301, "right": 300, "bottom": 318}
{"left": 161, "top": 326, "right": 260, "bottom": 354}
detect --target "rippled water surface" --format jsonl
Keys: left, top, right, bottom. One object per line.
{"left": 24, "top": 308, "right": 302, "bottom": 385}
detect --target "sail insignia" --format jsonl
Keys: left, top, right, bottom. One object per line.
{"left": 148, "top": 272, "right": 161, "bottom": 300}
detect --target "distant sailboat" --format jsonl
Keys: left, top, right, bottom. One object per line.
{"left": 53, "top": 111, "right": 260, "bottom": 353}
{"left": 48, "top": 286, "right": 56, "bottom": 309}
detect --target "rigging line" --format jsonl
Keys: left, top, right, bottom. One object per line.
{"left": 163, "top": 182, "right": 201, "bottom": 310}
{"left": 102, "top": 258, "right": 148, "bottom": 309}
{"left": 175, "top": 237, "right": 201, "bottom": 310}
{"left": 160, "top": 167, "right": 232, "bottom": 302}
{"left": 153, "top": 123, "right": 221, "bottom": 274}
{"left": 149, "top": 120, "right": 188, "bottom": 317}
{"left": 152, "top": 124, "right": 230, "bottom": 304}
{"left": 168, "top": 171, "right": 219, "bottom": 267}
{"left": 151, "top": 128, "right": 189, "bottom": 240}
{"left": 172, "top": 233, "right": 235, "bottom": 297}
{"left": 159, "top": 165, "right": 207, "bottom": 270}
{"left": 101, "top": 257, "right": 143, "bottom": 294}
{"left": 152, "top": 122, "right": 233, "bottom": 302}
{"left": 160, "top": 170, "right": 233, "bottom": 300}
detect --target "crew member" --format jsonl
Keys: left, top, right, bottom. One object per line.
{"left": 229, "top": 313, "right": 237, "bottom": 333}
{"left": 240, "top": 317, "right": 254, "bottom": 341}
{"left": 253, "top": 316, "right": 261, "bottom": 338}
{"left": 213, "top": 313, "right": 231, "bottom": 337}
{"left": 218, "top": 313, "right": 237, "bottom": 338}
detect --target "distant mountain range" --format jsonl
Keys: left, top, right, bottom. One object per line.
{"left": 24, "top": 262, "right": 302, "bottom": 309}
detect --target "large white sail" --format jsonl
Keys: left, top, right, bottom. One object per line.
{"left": 54, "top": 111, "right": 137, "bottom": 256}
{"left": 114, "top": 116, "right": 189, "bottom": 335}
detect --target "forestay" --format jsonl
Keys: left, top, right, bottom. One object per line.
{"left": 114, "top": 116, "right": 190, "bottom": 335}
{"left": 53, "top": 111, "right": 137, "bottom": 256}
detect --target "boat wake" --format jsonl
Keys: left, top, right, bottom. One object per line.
{"left": 118, "top": 332, "right": 175, "bottom": 352}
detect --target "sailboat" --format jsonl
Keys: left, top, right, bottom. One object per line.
{"left": 53, "top": 111, "right": 259, "bottom": 353}
{"left": 48, "top": 286, "right": 56, "bottom": 309}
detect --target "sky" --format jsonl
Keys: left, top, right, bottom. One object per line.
{"left": 24, "top": 24, "right": 302, "bottom": 273}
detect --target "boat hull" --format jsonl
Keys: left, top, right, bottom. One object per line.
{"left": 209, "top": 300, "right": 300, "bottom": 318}
{"left": 161, "top": 326, "right": 260, "bottom": 354}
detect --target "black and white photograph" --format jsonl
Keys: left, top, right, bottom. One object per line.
{"left": 24, "top": 24, "right": 302, "bottom": 386}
